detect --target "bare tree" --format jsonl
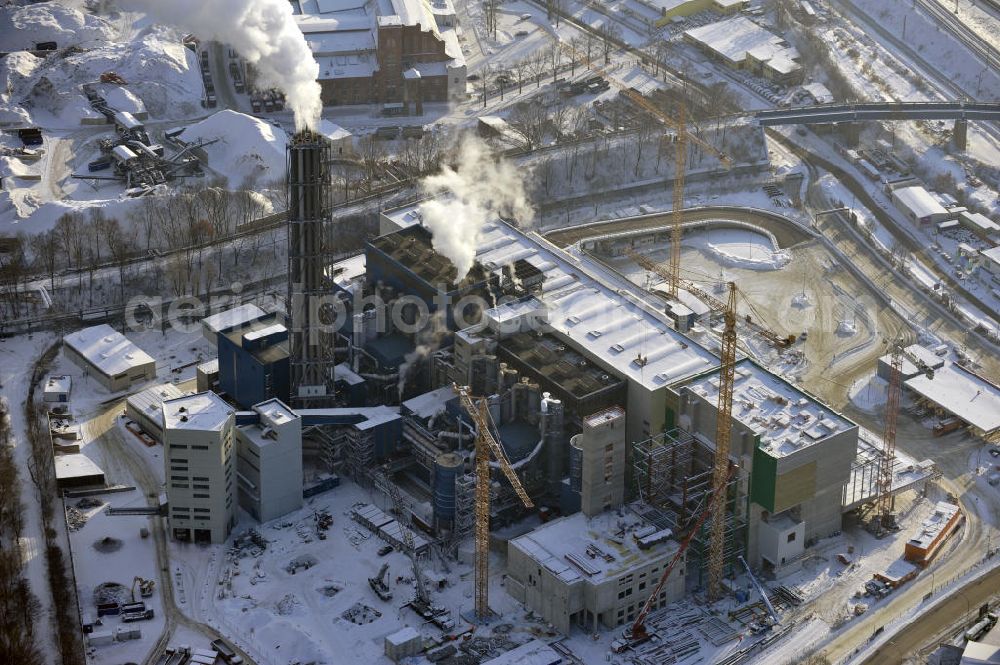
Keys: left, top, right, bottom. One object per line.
{"left": 599, "top": 23, "right": 619, "bottom": 65}
{"left": 508, "top": 103, "right": 549, "bottom": 151}
{"left": 0, "top": 235, "right": 27, "bottom": 318}
{"left": 106, "top": 218, "right": 134, "bottom": 304}
{"left": 29, "top": 231, "right": 59, "bottom": 293}
{"left": 548, "top": 41, "right": 562, "bottom": 84}
{"left": 484, "top": 0, "right": 498, "bottom": 40}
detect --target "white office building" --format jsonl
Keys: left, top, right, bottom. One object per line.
{"left": 163, "top": 392, "right": 237, "bottom": 544}
{"left": 235, "top": 399, "right": 303, "bottom": 523}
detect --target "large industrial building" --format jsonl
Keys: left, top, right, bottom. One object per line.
{"left": 163, "top": 392, "right": 237, "bottom": 544}
{"left": 234, "top": 399, "right": 304, "bottom": 523}
{"left": 292, "top": 0, "right": 466, "bottom": 109}
{"left": 506, "top": 506, "right": 685, "bottom": 634}
{"left": 668, "top": 358, "right": 858, "bottom": 572}
{"left": 63, "top": 324, "right": 157, "bottom": 392}
{"left": 683, "top": 16, "right": 804, "bottom": 85}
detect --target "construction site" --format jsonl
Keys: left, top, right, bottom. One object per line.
{"left": 4, "top": 1, "right": 1000, "bottom": 664}
{"left": 56, "top": 119, "right": 980, "bottom": 665}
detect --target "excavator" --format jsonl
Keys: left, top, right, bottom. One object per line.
{"left": 368, "top": 563, "right": 392, "bottom": 602}
{"left": 130, "top": 576, "right": 155, "bottom": 603}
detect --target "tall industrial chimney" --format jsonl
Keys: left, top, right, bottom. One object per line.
{"left": 286, "top": 130, "right": 336, "bottom": 408}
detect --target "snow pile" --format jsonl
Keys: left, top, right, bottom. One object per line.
{"left": 0, "top": 52, "right": 43, "bottom": 103}
{"left": 178, "top": 110, "right": 288, "bottom": 183}
{"left": 836, "top": 319, "right": 858, "bottom": 336}
{"left": 0, "top": 1, "right": 117, "bottom": 51}
{"left": 100, "top": 85, "right": 146, "bottom": 115}
{"left": 849, "top": 374, "right": 889, "bottom": 414}
{"left": 791, "top": 292, "right": 812, "bottom": 309}
{"left": 0, "top": 19, "right": 203, "bottom": 125}
{"left": 56, "top": 25, "right": 203, "bottom": 119}
{"left": 699, "top": 229, "right": 791, "bottom": 271}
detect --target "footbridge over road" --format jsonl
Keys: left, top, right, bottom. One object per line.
{"left": 755, "top": 101, "right": 1000, "bottom": 149}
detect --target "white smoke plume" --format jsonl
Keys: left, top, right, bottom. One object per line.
{"left": 397, "top": 310, "right": 446, "bottom": 398}
{"left": 121, "top": 0, "right": 322, "bottom": 131}
{"left": 419, "top": 136, "right": 532, "bottom": 282}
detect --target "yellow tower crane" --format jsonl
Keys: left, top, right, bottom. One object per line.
{"left": 708, "top": 282, "right": 738, "bottom": 601}
{"left": 453, "top": 384, "right": 534, "bottom": 620}
{"left": 556, "top": 41, "right": 733, "bottom": 296}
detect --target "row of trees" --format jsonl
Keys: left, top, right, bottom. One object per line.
{"left": 25, "top": 344, "right": 84, "bottom": 665}
{"left": 0, "top": 180, "right": 277, "bottom": 320}
{"left": 0, "top": 396, "right": 44, "bottom": 664}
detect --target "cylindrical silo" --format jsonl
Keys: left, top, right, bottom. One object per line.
{"left": 433, "top": 452, "right": 463, "bottom": 526}
{"left": 542, "top": 392, "right": 565, "bottom": 493}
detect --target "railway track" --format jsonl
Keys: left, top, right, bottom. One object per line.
{"left": 914, "top": 0, "right": 1000, "bottom": 72}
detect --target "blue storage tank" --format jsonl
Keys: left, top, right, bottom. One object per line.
{"left": 433, "top": 452, "right": 463, "bottom": 525}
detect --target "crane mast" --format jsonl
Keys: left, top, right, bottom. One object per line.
{"left": 669, "top": 104, "right": 687, "bottom": 299}
{"left": 875, "top": 343, "right": 903, "bottom": 536}
{"left": 454, "top": 384, "right": 533, "bottom": 619}
{"left": 708, "top": 282, "right": 738, "bottom": 601}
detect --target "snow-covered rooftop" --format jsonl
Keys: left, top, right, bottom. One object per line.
{"left": 44, "top": 375, "right": 72, "bottom": 395}
{"left": 127, "top": 382, "right": 186, "bottom": 427}
{"left": 509, "top": 507, "right": 678, "bottom": 585}
{"left": 904, "top": 363, "right": 1000, "bottom": 434}
{"left": 892, "top": 185, "right": 949, "bottom": 219}
{"left": 684, "top": 16, "right": 792, "bottom": 64}
{"left": 63, "top": 324, "right": 155, "bottom": 378}
{"left": 317, "top": 119, "right": 352, "bottom": 143}
{"left": 239, "top": 399, "right": 299, "bottom": 449}
{"left": 401, "top": 386, "right": 455, "bottom": 420}
{"left": 981, "top": 245, "right": 1000, "bottom": 267}
{"left": 329, "top": 253, "right": 366, "bottom": 291}
{"left": 960, "top": 211, "right": 1000, "bottom": 235}
{"left": 379, "top": 207, "right": 721, "bottom": 390}
{"left": 163, "top": 391, "right": 234, "bottom": 432}
{"left": 202, "top": 304, "right": 267, "bottom": 337}
{"left": 54, "top": 453, "right": 104, "bottom": 482}
{"left": 385, "top": 626, "right": 420, "bottom": 646}
{"left": 685, "top": 359, "right": 855, "bottom": 454}
{"left": 878, "top": 343, "right": 945, "bottom": 378}
{"left": 907, "top": 501, "right": 960, "bottom": 550}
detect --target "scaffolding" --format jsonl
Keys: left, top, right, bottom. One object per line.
{"left": 453, "top": 472, "right": 476, "bottom": 541}
{"left": 632, "top": 429, "right": 746, "bottom": 587}
{"left": 346, "top": 427, "right": 376, "bottom": 485}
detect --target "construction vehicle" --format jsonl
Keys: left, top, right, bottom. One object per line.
{"left": 368, "top": 563, "right": 393, "bottom": 602}
{"left": 131, "top": 576, "right": 154, "bottom": 602}
{"left": 612, "top": 464, "right": 738, "bottom": 653}
{"left": 121, "top": 608, "right": 154, "bottom": 622}
{"left": 454, "top": 384, "right": 534, "bottom": 620}
{"left": 737, "top": 556, "right": 778, "bottom": 631}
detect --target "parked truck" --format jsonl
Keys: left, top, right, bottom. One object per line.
{"left": 211, "top": 638, "right": 244, "bottom": 664}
